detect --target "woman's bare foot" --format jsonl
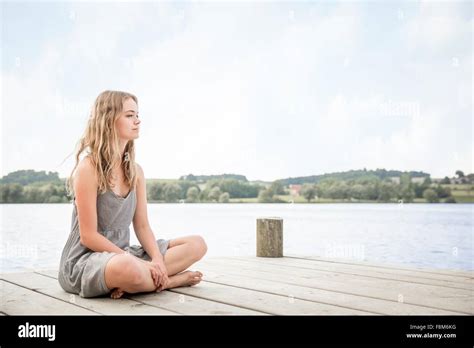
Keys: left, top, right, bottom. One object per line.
{"left": 162, "top": 271, "right": 203, "bottom": 290}
{"left": 110, "top": 288, "right": 125, "bottom": 299}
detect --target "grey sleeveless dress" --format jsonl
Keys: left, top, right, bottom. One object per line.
{"left": 58, "top": 188, "right": 170, "bottom": 298}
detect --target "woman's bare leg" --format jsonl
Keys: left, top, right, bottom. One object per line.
{"left": 104, "top": 254, "right": 158, "bottom": 296}
{"left": 104, "top": 235, "right": 207, "bottom": 299}
{"left": 162, "top": 235, "right": 208, "bottom": 276}
{"left": 109, "top": 269, "right": 204, "bottom": 298}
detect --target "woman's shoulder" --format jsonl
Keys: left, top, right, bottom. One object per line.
{"left": 135, "top": 162, "right": 143, "bottom": 174}
{"left": 134, "top": 162, "right": 145, "bottom": 183}
{"left": 77, "top": 155, "right": 95, "bottom": 173}
{"left": 74, "top": 156, "right": 98, "bottom": 184}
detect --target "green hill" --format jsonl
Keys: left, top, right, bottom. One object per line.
{"left": 276, "top": 168, "right": 430, "bottom": 185}
{"left": 0, "top": 170, "right": 62, "bottom": 185}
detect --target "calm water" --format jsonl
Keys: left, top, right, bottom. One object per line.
{"left": 0, "top": 203, "right": 472, "bottom": 272}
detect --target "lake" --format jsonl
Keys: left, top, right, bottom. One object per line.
{"left": 0, "top": 203, "right": 472, "bottom": 272}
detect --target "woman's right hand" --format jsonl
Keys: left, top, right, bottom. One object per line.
{"left": 137, "top": 258, "right": 164, "bottom": 289}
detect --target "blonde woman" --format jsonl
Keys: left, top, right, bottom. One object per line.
{"left": 58, "top": 90, "right": 207, "bottom": 299}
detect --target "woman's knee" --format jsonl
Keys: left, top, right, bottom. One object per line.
{"left": 190, "top": 235, "right": 207, "bottom": 261}
{"left": 105, "top": 254, "right": 144, "bottom": 288}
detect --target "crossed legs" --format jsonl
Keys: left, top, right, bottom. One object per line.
{"left": 104, "top": 235, "right": 207, "bottom": 298}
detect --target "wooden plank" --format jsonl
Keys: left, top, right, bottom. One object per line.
{"left": 32, "top": 270, "right": 262, "bottom": 316}
{"left": 169, "top": 280, "right": 372, "bottom": 315}
{"left": 9, "top": 251, "right": 472, "bottom": 316}
{"left": 199, "top": 262, "right": 463, "bottom": 315}
{"left": 35, "top": 269, "right": 64, "bottom": 278}
{"left": 0, "top": 280, "right": 96, "bottom": 315}
{"left": 216, "top": 257, "right": 474, "bottom": 299}
{"left": 195, "top": 262, "right": 462, "bottom": 315}
{"left": 226, "top": 256, "right": 473, "bottom": 290}
{"left": 285, "top": 255, "right": 474, "bottom": 283}
{"left": 233, "top": 256, "right": 473, "bottom": 288}
{"left": 286, "top": 254, "right": 474, "bottom": 279}
{"left": 1, "top": 272, "right": 177, "bottom": 315}
{"left": 194, "top": 258, "right": 473, "bottom": 314}
{"left": 130, "top": 291, "right": 266, "bottom": 315}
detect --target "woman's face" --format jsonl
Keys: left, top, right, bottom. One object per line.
{"left": 115, "top": 98, "right": 140, "bottom": 140}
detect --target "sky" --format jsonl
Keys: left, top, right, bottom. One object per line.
{"left": 1, "top": 0, "right": 472, "bottom": 182}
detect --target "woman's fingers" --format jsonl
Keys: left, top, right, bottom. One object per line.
{"left": 157, "top": 277, "right": 169, "bottom": 292}
{"left": 156, "top": 269, "right": 164, "bottom": 288}
{"left": 145, "top": 261, "right": 168, "bottom": 289}
{"left": 150, "top": 267, "right": 161, "bottom": 288}
{"left": 150, "top": 268, "right": 158, "bottom": 287}
{"left": 152, "top": 262, "right": 162, "bottom": 274}
{"left": 154, "top": 261, "right": 168, "bottom": 278}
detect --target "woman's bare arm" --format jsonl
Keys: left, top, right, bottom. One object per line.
{"left": 132, "top": 163, "right": 163, "bottom": 261}
{"left": 74, "top": 157, "right": 126, "bottom": 254}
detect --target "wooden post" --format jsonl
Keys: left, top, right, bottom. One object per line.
{"left": 256, "top": 217, "right": 283, "bottom": 257}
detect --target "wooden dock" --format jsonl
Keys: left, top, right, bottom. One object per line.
{"left": 1, "top": 255, "right": 472, "bottom": 315}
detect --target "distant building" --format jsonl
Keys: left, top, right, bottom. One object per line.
{"left": 387, "top": 176, "right": 428, "bottom": 184}
{"left": 451, "top": 177, "right": 467, "bottom": 184}
{"left": 289, "top": 184, "right": 302, "bottom": 196}
{"left": 388, "top": 177, "right": 400, "bottom": 184}
{"left": 411, "top": 177, "right": 426, "bottom": 184}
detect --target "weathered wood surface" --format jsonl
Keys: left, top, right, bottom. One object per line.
{"left": 256, "top": 217, "right": 283, "bottom": 257}
{"left": 1, "top": 256, "right": 472, "bottom": 315}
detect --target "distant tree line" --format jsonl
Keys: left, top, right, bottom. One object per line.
{"left": 147, "top": 178, "right": 263, "bottom": 203}
{"left": 1, "top": 169, "right": 472, "bottom": 204}
{"left": 293, "top": 175, "right": 456, "bottom": 203}
{"left": 278, "top": 168, "right": 430, "bottom": 186}
{"left": 178, "top": 173, "right": 248, "bottom": 182}
{"left": 439, "top": 170, "right": 474, "bottom": 184}
{"left": 1, "top": 182, "right": 69, "bottom": 203}
{"left": 0, "top": 170, "right": 62, "bottom": 185}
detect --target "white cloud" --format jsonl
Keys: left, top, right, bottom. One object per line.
{"left": 401, "top": 0, "right": 472, "bottom": 55}
{"left": 1, "top": 1, "right": 471, "bottom": 181}
{"left": 124, "top": 3, "right": 364, "bottom": 180}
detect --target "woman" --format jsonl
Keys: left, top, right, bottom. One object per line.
{"left": 58, "top": 90, "right": 207, "bottom": 299}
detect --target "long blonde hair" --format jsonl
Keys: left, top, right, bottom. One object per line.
{"left": 66, "top": 90, "right": 138, "bottom": 198}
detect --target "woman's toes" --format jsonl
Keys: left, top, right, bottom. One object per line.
{"left": 181, "top": 271, "right": 201, "bottom": 286}
{"left": 110, "top": 288, "right": 124, "bottom": 299}
{"left": 165, "top": 270, "right": 203, "bottom": 289}
{"left": 190, "top": 272, "right": 202, "bottom": 285}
